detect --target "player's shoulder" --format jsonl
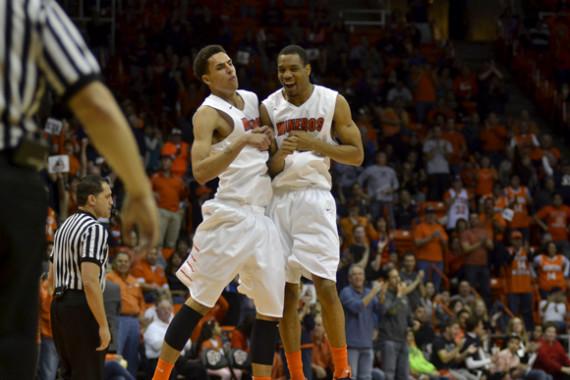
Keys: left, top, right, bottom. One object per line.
{"left": 237, "top": 89, "right": 259, "bottom": 105}
{"left": 262, "top": 88, "right": 285, "bottom": 106}
{"left": 314, "top": 84, "right": 339, "bottom": 98}
{"left": 193, "top": 104, "right": 219, "bottom": 121}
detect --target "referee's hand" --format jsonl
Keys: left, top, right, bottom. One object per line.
{"left": 121, "top": 193, "right": 160, "bottom": 252}
{"left": 97, "top": 325, "right": 111, "bottom": 351}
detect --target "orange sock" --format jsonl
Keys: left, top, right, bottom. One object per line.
{"left": 285, "top": 351, "right": 305, "bottom": 380}
{"left": 331, "top": 345, "right": 350, "bottom": 378}
{"left": 252, "top": 377, "right": 271, "bottom": 380}
{"left": 152, "top": 358, "right": 174, "bottom": 380}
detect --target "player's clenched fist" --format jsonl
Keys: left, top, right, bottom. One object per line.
{"left": 289, "top": 131, "right": 320, "bottom": 152}
{"left": 246, "top": 131, "right": 271, "bottom": 151}
{"left": 279, "top": 135, "right": 298, "bottom": 156}
{"left": 252, "top": 125, "right": 274, "bottom": 141}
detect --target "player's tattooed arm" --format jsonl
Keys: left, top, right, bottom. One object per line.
{"left": 262, "top": 103, "right": 297, "bottom": 176}
{"left": 291, "top": 94, "right": 364, "bottom": 166}
{"left": 191, "top": 106, "right": 270, "bottom": 184}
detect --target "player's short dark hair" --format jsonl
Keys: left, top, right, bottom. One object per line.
{"left": 77, "top": 175, "right": 107, "bottom": 206}
{"left": 193, "top": 45, "right": 226, "bottom": 82}
{"left": 278, "top": 45, "right": 308, "bottom": 65}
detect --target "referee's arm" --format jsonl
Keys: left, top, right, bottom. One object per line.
{"left": 82, "top": 262, "right": 109, "bottom": 350}
{"left": 36, "top": 1, "right": 159, "bottom": 250}
{"left": 80, "top": 224, "right": 110, "bottom": 350}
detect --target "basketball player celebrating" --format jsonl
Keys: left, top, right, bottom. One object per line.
{"left": 152, "top": 45, "right": 285, "bottom": 380}
{"left": 261, "top": 45, "right": 364, "bottom": 380}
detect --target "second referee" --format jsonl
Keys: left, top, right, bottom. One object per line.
{"left": 48, "top": 175, "right": 113, "bottom": 379}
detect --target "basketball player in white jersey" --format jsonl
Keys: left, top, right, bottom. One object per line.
{"left": 261, "top": 45, "right": 364, "bottom": 380}
{"left": 152, "top": 45, "right": 285, "bottom": 380}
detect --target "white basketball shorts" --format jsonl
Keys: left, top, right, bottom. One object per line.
{"left": 176, "top": 199, "right": 285, "bottom": 318}
{"left": 269, "top": 188, "right": 340, "bottom": 284}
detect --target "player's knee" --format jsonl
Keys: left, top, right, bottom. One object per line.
{"left": 251, "top": 318, "right": 279, "bottom": 366}
{"left": 314, "top": 278, "right": 338, "bottom": 302}
{"left": 184, "top": 296, "right": 211, "bottom": 315}
{"left": 284, "top": 283, "right": 300, "bottom": 307}
{"left": 164, "top": 304, "right": 204, "bottom": 351}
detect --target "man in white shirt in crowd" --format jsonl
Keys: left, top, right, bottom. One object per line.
{"left": 144, "top": 299, "right": 196, "bottom": 378}
{"left": 358, "top": 151, "right": 399, "bottom": 224}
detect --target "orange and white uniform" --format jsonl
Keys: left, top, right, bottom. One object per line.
{"left": 504, "top": 247, "right": 534, "bottom": 294}
{"left": 505, "top": 186, "right": 531, "bottom": 229}
{"left": 534, "top": 254, "right": 569, "bottom": 292}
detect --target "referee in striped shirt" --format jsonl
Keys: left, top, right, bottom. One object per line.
{"left": 48, "top": 175, "right": 112, "bottom": 379}
{"left": 0, "top": 1, "right": 159, "bottom": 378}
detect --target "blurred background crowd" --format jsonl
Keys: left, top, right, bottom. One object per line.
{"left": 36, "top": 0, "right": 570, "bottom": 379}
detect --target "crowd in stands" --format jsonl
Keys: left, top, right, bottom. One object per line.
{"left": 36, "top": 1, "right": 570, "bottom": 379}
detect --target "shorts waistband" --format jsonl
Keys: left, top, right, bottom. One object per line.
{"left": 214, "top": 198, "right": 266, "bottom": 214}
{"left": 272, "top": 186, "right": 330, "bottom": 196}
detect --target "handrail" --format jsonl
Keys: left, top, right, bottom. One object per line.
{"left": 430, "top": 263, "right": 450, "bottom": 290}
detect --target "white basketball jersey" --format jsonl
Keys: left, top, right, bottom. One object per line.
{"left": 447, "top": 188, "right": 470, "bottom": 229}
{"left": 200, "top": 90, "right": 272, "bottom": 206}
{"left": 262, "top": 85, "right": 338, "bottom": 190}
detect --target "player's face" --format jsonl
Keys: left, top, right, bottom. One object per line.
{"left": 277, "top": 53, "right": 310, "bottom": 98}
{"left": 203, "top": 52, "right": 238, "bottom": 92}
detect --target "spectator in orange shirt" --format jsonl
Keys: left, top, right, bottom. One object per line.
{"left": 378, "top": 99, "right": 409, "bottom": 148}
{"left": 441, "top": 118, "right": 467, "bottom": 175}
{"left": 152, "top": 155, "right": 187, "bottom": 252}
{"left": 339, "top": 205, "right": 374, "bottom": 247}
{"left": 506, "top": 175, "right": 533, "bottom": 241}
{"left": 160, "top": 128, "right": 190, "bottom": 177}
{"left": 460, "top": 214, "right": 493, "bottom": 306}
{"left": 131, "top": 247, "right": 170, "bottom": 303}
{"left": 426, "top": 98, "right": 456, "bottom": 126}
{"left": 503, "top": 231, "right": 534, "bottom": 330}
{"left": 411, "top": 63, "right": 437, "bottom": 123}
{"left": 531, "top": 134, "right": 560, "bottom": 164}
{"left": 510, "top": 122, "right": 540, "bottom": 159}
{"left": 413, "top": 207, "right": 448, "bottom": 291}
{"left": 107, "top": 252, "right": 146, "bottom": 377}
{"left": 475, "top": 156, "right": 498, "bottom": 199}
{"left": 534, "top": 194, "right": 570, "bottom": 256}
{"left": 479, "top": 196, "right": 507, "bottom": 245}
{"left": 453, "top": 65, "right": 478, "bottom": 102}
{"left": 37, "top": 272, "right": 59, "bottom": 380}
{"left": 534, "top": 241, "right": 569, "bottom": 298}
{"left": 311, "top": 314, "right": 333, "bottom": 380}
{"left": 479, "top": 113, "right": 509, "bottom": 166}
{"left": 197, "top": 319, "right": 243, "bottom": 380}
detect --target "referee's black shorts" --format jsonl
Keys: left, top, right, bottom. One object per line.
{"left": 51, "top": 290, "right": 105, "bottom": 380}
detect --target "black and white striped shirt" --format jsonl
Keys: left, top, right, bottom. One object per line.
{"left": 50, "top": 211, "right": 109, "bottom": 291}
{"left": 0, "top": 0, "right": 100, "bottom": 150}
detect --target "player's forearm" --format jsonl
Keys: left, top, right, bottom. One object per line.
{"left": 313, "top": 140, "right": 363, "bottom": 166}
{"left": 193, "top": 137, "right": 247, "bottom": 184}
{"left": 268, "top": 152, "right": 287, "bottom": 177}
{"left": 83, "top": 279, "right": 108, "bottom": 328}
{"left": 68, "top": 82, "right": 151, "bottom": 198}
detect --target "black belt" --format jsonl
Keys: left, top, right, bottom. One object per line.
{"left": 54, "top": 287, "right": 86, "bottom": 300}
{"left": 0, "top": 135, "right": 48, "bottom": 171}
